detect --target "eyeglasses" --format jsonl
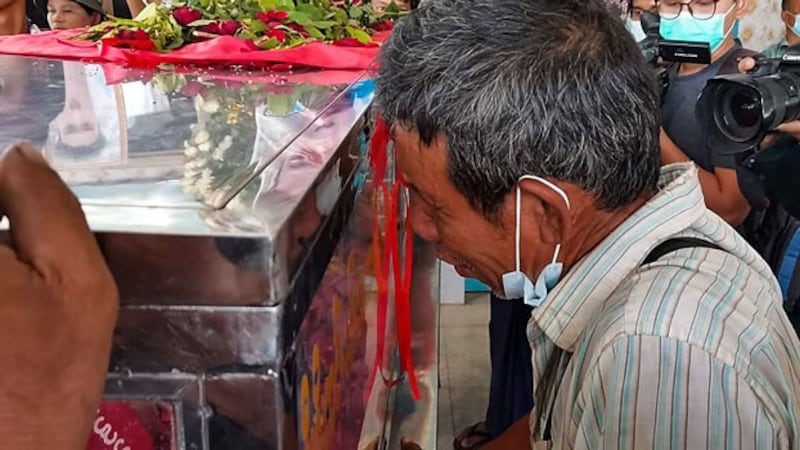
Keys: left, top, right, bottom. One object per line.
{"left": 657, "top": 0, "right": 722, "bottom": 21}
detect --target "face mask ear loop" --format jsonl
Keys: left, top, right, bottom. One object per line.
{"left": 515, "top": 184, "right": 522, "bottom": 272}
{"left": 552, "top": 243, "right": 561, "bottom": 265}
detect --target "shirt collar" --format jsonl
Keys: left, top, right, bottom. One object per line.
{"left": 530, "top": 163, "right": 707, "bottom": 352}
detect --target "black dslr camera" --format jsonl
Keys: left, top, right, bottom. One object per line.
{"left": 697, "top": 45, "right": 800, "bottom": 219}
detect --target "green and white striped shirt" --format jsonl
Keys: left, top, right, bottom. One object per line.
{"left": 529, "top": 163, "right": 800, "bottom": 449}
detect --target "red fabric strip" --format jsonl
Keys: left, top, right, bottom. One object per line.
{"left": 0, "top": 29, "right": 388, "bottom": 70}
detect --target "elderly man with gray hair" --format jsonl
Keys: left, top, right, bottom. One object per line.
{"left": 376, "top": 0, "right": 800, "bottom": 449}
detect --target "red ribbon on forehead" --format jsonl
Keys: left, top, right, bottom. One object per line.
{"left": 367, "top": 113, "right": 420, "bottom": 401}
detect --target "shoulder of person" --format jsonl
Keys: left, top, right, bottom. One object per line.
{"left": 583, "top": 236, "right": 783, "bottom": 369}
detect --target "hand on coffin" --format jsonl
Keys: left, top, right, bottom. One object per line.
{"left": 0, "top": 143, "right": 118, "bottom": 449}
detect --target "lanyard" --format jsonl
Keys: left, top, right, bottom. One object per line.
{"left": 366, "top": 113, "right": 421, "bottom": 401}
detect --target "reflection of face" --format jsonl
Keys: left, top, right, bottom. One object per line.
{"left": 392, "top": 127, "right": 518, "bottom": 292}
{"left": 55, "top": 97, "right": 100, "bottom": 147}
{"left": 47, "top": 0, "right": 99, "bottom": 30}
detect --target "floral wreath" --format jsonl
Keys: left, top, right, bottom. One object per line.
{"left": 75, "top": 0, "right": 404, "bottom": 52}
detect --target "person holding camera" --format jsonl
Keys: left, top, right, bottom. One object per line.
{"left": 658, "top": 0, "right": 756, "bottom": 226}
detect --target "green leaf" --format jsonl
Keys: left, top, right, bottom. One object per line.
{"left": 257, "top": 36, "right": 281, "bottom": 49}
{"left": 304, "top": 25, "right": 325, "bottom": 40}
{"left": 287, "top": 11, "right": 313, "bottom": 26}
{"left": 276, "top": 0, "right": 294, "bottom": 10}
{"left": 310, "top": 20, "right": 337, "bottom": 29}
{"left": 348, "top": 5, "right": 363, "bottom": 18}
{"left": 249, "top": 19, "right": 268, "bottom": 33}
{"left": 163, "top": 35, "right": 185, "bottom": 50}
{"left": 384, "top": 1, "right": 402, "bottom": 14}
{"left": 296, "top": 3, "right": 324, "bottom": 19}
{"left": 346, "top": 25, "right": 372, "bottom": 44}
{"left": 257, "top": 0, "right": 278, "bottom": 11}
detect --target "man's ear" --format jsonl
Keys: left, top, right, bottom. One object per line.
{"left": 517, "top": 178, "right": 572, "bottom": 246}
{"left": 783, "top": 10, "right": 796, "bottom": 28}
{"left": 734, "top": 0, "right": 749, "bottom": 20}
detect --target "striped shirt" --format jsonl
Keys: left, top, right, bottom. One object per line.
{"left": 528, "top": 163, "right": 800, "bottom": 449}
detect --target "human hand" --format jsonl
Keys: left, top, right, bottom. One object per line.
{"left": 0, "top": 143, "right": 118, "bottom": 449}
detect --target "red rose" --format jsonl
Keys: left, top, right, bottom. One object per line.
{"left": 266, "top": 28, "right": 287, "bottom": 42}
{"left": 219, "top": 19, "right": 240, "bottom": 35}
{"left": 112, "top": 29, "right": 155, "bottom": 50}
{"left": 372, "top": 19, "right": 393, "bottom": 31}
{"left": 286, "top": 22, "right": 310, "bottom": 37}
{"left": 256, "top": 10, "right": 288, "bottom": 23}
{"left": 172, "top": 6, "right": 202, "bottom": 26}
{"left": 198, "top": 22, "right": 221, "bottom": 34}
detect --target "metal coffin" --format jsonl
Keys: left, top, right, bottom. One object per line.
{"left": 0, "top": 54, "right": 445, "bottom": 450}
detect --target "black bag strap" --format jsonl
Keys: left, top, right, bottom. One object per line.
{"left": 643, "top": 237, "right": 723, "bottom": 265}
{"left": 541, "top": 236, "right": 723, "bottom": 441}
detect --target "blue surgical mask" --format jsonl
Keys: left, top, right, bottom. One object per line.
{"left": 500, "top": 176, "right": 570, "bottom": 308}
{"left": 626, "top": 17, "right": 647, "bottom": 43}
{"left": 659, "top": 3, "right": 736, "bottom": 54}
{"left": 791, "top": 14, "right": 800, "bottom": 38}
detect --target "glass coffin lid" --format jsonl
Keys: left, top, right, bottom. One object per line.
{"left": 0, "top": 55, "right": 372, "bottom": 237}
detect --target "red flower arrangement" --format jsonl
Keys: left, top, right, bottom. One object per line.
{"left": 74, "top": 0, "right": 407, "bottom": 53}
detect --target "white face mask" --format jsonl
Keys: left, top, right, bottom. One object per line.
{"left": 626, "top": 17, "right": 647, "bottom": 43}
{"left": 500, "top": 175, "right": 571, "bottom": 308}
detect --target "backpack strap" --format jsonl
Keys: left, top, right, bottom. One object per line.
{"left": 643, "top": 237, "right": 723, "bottom": 265}
{"left": 541, "top": 237, "right": 722, "bottom": 442}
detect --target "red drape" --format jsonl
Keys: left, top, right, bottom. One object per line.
{"left": 0, "top": 29, "right": 387, "bottom": 70}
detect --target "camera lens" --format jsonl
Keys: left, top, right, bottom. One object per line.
{"left": 714, "top": 84, "right": 762, "bottom": 143}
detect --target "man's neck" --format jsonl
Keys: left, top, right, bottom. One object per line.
{"left": 0, "top": 0, "right": 27, "bottom": 36}
{"left": 677, "top": 37, "right": 736, "bottom": 76}
{"left": 557, "top": 194, "right": 652, "bottom": 276}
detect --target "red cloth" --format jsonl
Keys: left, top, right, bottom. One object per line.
{"left": 0, "top": 29, "right": 386, "bottom": 70}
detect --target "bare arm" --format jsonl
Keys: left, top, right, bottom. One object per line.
{"left": 660, "top": 128, "right": 750, "bottom": 226}
{"left": 483, "top": 413, "right": 533, "bottom": 450}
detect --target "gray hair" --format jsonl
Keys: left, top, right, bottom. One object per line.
{"left": 376, "top": 0, "right": 661, "bottom": 220}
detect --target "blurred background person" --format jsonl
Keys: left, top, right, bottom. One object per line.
{"left": 626, "top": 0, "right": 656, "bottom": 42}
{"left": 658, "top": 0, "right": 756, "bottom": 226}
{"left": 45, "top": 0, "right": 101, "bottom": 29}
{"left": 764, "top": 0, "right": 800, "bottom": 57}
